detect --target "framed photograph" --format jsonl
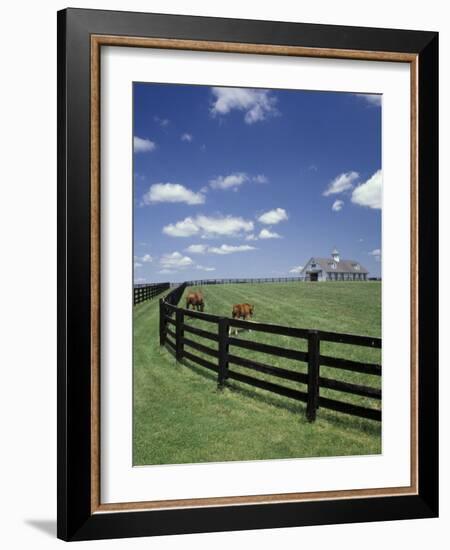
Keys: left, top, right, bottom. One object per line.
{"left": 57, "top": 8, "right": 438, "bottom": 541}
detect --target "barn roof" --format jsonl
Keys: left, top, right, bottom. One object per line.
{"left": 303, "top": 257, "right": 369, "bottom": 274}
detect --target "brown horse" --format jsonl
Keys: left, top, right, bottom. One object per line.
{"left": 186, "top": 291, "right": 205, "bottom": 312}
{"left": 230, "top": 303, "right": 254, "bottom": 335}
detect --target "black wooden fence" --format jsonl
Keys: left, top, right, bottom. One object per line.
{"left": 134, "top": 282, "right": 170, "bottom": 305}
{"left": 159, "top": 286, "right": 382, "bottom": 423}
{"left": 185, "top": 277, "right": 305, "bottom": 286}
{"left": 162, "top": 282, "right": 187, "bottom": 307}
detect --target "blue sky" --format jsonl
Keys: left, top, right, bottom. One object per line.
{"left": 133, "top": 83, "right": 382, "bottom": 283}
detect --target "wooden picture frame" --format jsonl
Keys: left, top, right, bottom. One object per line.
{"left": 57, "top": 8, "right": 438, "bottom": 541}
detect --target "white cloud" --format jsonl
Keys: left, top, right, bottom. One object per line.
{"left": 181, "top": 133, "right": 193, "bottom": 142}
{"left": 289, "top": 266, "right": 304, "bottom": 274}
{"left": 154, "top": 116, "right": 169, "bottom": 127}
{"left": 210, "top": 87, "right": 277, "bottom": 124}
{"left": 323, "top": 171, "right": 359, "bottom": 196}
{"left": 142, "top": 183, "right": 205, "bottom": 205}
{"left": 369, "top": 249, "right": 382, "bottom": 262}
{"left": 158, "top": 269, "right": 175, "bottom": 274}
{"left": 134, "top": 277, "right": 147, "bottom": 283}
{"left": 164, "top": 215, "right": 254, "bottom": 238}
{"left": 332, "top": 199, "right": 344, "bottom": 212}
{"left": 259, "top": 228, "right": 281, "bottom": 239}
{"left": 209, "top": 173, "right": 269, "bottom": 191}
{"left": 351, "top": 170, "right": 382, "bottom": 209}
{"left": 258, "top": 208, "right": 288, "bottom": 225}
{"left": 134, "top": 262, "right": 142, "bottom": 268}
{"left": 209, "top": 172, "right": 249, "bottom": 190}
{"left": 208, "top": 244, "right": 257, "bottom": 255}
{"left": 245, "top": 234, "right": 258, "bottom": 241}
{"left": 134, "top": 254, "right": 153, "bottom": 263}
{"left": 134, "top": 136, "right": 156, "bottom": 153}
{"left": 196, "top": 215, "right": 254, "bottom": 237}
{"left": 160, "top": 251, "right": 194, "bottom": 270}
{"left": 185, "top": 244, "right": 207, "bottom": 254}
{"left": 184, "top": 243, "right": 257, "bottom": 255}
{"left": 195, "top": 265, "right": 216, "bottom": 272}
{"left": 357, "top": 94, "right": 382, "bottom": 107}
{"left": 162, "top": 217, "right": 200, "bottom": 238}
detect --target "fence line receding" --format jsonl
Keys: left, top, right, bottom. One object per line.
{"left": 159, "top": 283, "right": 381, "bottom": 423}
{"left": 134, "top": 282, "right": 170, "bottom": 305}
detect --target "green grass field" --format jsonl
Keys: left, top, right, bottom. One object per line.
{"left": 133, "top": 282, "right": 381, "bottom": 466}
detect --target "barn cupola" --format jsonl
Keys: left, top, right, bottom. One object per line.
{"left": 331, "top": 247, "right": 340, "bottom": 263}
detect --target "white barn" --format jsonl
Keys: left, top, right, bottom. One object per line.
{"left": 301, "top": 249, "right": 369, "bottom": 282}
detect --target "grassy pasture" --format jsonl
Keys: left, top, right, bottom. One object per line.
{"left": 133, "top": 282, "right": 381, "bottom": 466}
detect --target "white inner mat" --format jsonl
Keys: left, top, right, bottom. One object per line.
{"left": 101, "top": 46, "right": 411, "bottom": 505}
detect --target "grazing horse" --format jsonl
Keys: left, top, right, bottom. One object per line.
{"left": 185, "top": 291, "right": 205, "bottom": 312}
{"left": 230, "top": 303, "right": 254, "bottom": 335}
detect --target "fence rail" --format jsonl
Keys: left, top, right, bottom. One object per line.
{"left": 184, "top": 276, "right": 379, "bottom": 286}
{"left": 134, "top": 282, "right": 170, "bottom": 305}
{"left": 159, "top": 284, "right": 382, "bottom": 423}
{"left": 185, "top": 277, "right": 306, "bottom": 286}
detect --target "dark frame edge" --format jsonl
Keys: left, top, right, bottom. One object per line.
{"left": 68, "top": 495, "right": 436, "bottom": 542}
{"left": 57, "top": 7, "right": 94, "bottom": 541}
{"left": 57, "top": 8, "right": 68, "bottom": 542}
{"left": 62, "top": 6, "right": 437, "bottom": 52}
{"left": 417, "top": 32, "right": 439, "bottom": 518}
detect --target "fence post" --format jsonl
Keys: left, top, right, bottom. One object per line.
{"left": 159, "top": 299, "right": 166, "bottom": 346}
{"left": 306, "top": 330, "right": 320, "bottom": 422}
{"left": 217, "top": 318, "right": 229, "bottom": 389}
{"left": 175, "top": 309, "right": 184, "bottom": 362}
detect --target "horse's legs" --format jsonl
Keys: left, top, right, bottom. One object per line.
{"left": 245, "top": 314, "right": 252, "bottom": 332}
{"left": 230, "top": 312, "right": 237, "bottom": 336}
{"left": 234, "top": 315, "right": 245, "bottom": 336}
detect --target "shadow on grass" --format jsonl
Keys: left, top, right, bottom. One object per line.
{"left": 164, "top": 342, "right": 217, "bottom": 382}
{"left": 179, "top": 355, "right": 305, "bottom": 416}
{"left": 162, "top": 344, "right": 380, "bottom": 437}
